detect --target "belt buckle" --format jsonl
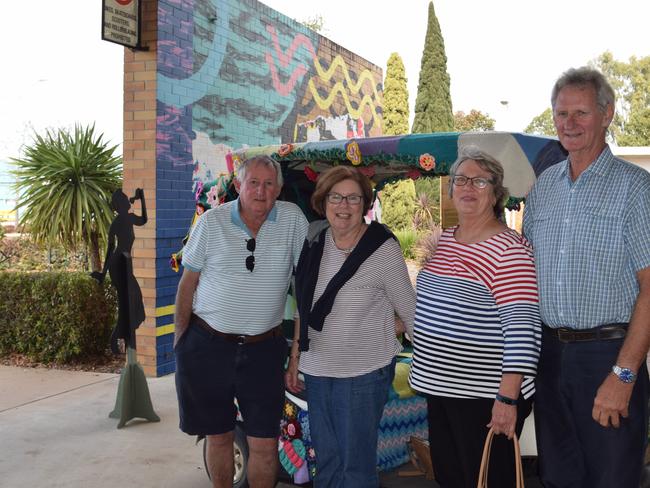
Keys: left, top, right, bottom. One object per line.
{"left": 557, "top": 328, "right": 574, "bottom": 343}
{"left": 236, "top": 335, "right": 247, "bottom": 345}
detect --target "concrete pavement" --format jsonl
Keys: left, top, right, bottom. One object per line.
{"left": 0, "top": 366, "right": 210, "bottom": 488}
{"left": 0, "top": 365, "right": 439, "bottom": 488}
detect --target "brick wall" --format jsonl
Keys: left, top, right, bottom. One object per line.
{"left": 124, "top": 0, "right": 383, "bottom": 376}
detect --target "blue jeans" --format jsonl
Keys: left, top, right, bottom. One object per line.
{"left": 304, "top": 359, "right": 396, "bottom": 488}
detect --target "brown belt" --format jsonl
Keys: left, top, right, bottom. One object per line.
{"left": 543, "top": 323, "right": 628, "bottom": 343}
{"left": 191, "top": 313, "right": 282, "bottom": 345}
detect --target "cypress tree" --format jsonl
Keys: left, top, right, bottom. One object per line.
{"left": 383, "top": 52, "right": 410, "bottom": 135}
{"left": 411, "top": 1, "right": 453, "bottom": 133}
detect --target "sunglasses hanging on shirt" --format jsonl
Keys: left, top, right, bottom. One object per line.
{"left": 245, "top": 238, "right": 256, "bottom": 272}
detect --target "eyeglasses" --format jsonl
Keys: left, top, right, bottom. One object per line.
{"left": 452, "top": 175, "right": 494, "bottom": 189}
{"left": 245, "top": 238, "right": 255, "bottom": 272}
{"left": 326, "top": 193, "right": 363, "bottom": 205}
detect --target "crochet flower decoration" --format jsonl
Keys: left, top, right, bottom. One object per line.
{"left": 284, "top": 402, "right": 296, "bottom": 418}
{"left": 346, "top": 141, "right": 362, "bottom": 166}
{"left": 169, "top": 254, "right": 180, "bottom": 273}
{"left": 358, "top": 165, "right": 376, "bottom": 178}
{"left": 304, "top": 166, "right": 318, "bottom": 182}
{"left": 279, "top": 143, "right": 294, "bottom": 157}
{"left": 419, "top": 153, "right": 436, "bottom": 171}
{"left": 283, "top": 419, "right": 302, "bottom": 440}
{"left": 205, "top": 185, "right": 220, "bottom": 208}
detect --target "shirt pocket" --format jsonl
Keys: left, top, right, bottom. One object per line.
{"left": 578, "top": 204, "right": 623, "bottom": 256}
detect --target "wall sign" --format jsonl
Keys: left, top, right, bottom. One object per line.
{"left": 102, "top": 0, "right": 141, "bottom": 49}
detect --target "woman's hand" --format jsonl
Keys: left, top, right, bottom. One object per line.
{"left": 285, "top": 356, "right": 304, "bottom": 393}
{"left": 487, "top": 400, "right": 517, "bottom": 439}
{"left": 395, "top": 317, "right": 405, "bottom": 335}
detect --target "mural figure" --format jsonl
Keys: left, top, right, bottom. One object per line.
{"left": 92, "top": 188, "right": 159, "bottom": 428}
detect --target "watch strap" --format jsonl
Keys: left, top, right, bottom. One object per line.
{"left": 495, "top": 393, "right": 518, "bottom": 405}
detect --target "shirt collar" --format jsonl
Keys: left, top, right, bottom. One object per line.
{"left": 230, "top": 198, "right": 278, "bottom": 235}
{"left": 559, "top": 145, "right": 614, "bottom": 181}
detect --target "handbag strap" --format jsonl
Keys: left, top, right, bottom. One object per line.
{"left": 476, "top": 427, "right": 524, "bottom": 488}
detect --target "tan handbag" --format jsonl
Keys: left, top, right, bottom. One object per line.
{"left": 477, "top": 427, "right": 524, "bottom": 488}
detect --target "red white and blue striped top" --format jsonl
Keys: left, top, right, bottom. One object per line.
{"left": 409, "top": 227, "right": 541, "bottom": 399}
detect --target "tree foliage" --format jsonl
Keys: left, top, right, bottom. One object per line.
{"left": 524, "top": 108, "right": 556, "bottom": 136}
{"left": 525, "top": 52, "right": 650, "bottom": 145}
{"left": 299, "top": 15, "right": 325, "bottom": 33}
{"left": 383, "top": 52, "right": 410, "bottom": 135}
{"left": 411, "top": 1, "right": 453, "bottom": 133}
{"left": 591, "top": 52, "right": 650, "bottom": 146}
{"left": 453, "top": 110, "right": 496, "bottom": 132}
{"left": 11, "top": 125, "right": 122, "bottom": 272}
{"left": 380, "top": 179, "right": 417, "bottom": 232}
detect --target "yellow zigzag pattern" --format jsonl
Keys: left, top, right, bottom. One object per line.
{"left": 313, "top": 55, "right": 381, "bottom": 99}
{"left": 308, "top": 80, "right": 382, "bottom": 126}
{"left": 308, "top": 55, "right": 382, "bottom": 127}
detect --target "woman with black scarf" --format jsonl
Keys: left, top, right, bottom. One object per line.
{"left": 286, "top": 166, "right": 415, "bottom": 488}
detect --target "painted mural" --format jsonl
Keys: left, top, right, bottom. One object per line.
{"left": 158, "top": 0, "right": 382, "bottom": 181}
{"left": 153, "top": 0, "right": 383, "bottom": 374}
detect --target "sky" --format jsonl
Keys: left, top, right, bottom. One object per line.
{"left": 1, "top": 0, "right": 648, "bottom": 164}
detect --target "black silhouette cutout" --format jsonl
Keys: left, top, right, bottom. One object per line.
{"left": 92, "top": 188, "right": 147, "bottom": 353}
{"left": 92, "top": 188, "right": 159, "bottom": 428}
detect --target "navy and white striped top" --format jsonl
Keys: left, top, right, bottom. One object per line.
{"left": 409, "top": 227, "right": 541, "bottom": 399}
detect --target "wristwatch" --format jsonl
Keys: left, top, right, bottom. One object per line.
{"left": 612, "top": 365, "right": 637, "bottom": 384}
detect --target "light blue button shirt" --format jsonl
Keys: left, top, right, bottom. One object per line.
{"left": 523, "top": 146, "right": 650, "bottom": 329}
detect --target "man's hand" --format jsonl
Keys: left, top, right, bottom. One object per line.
{"left": 173, "top": 322, "right": 189, "bottom": 348}
{"left": 592, "top": 373, "right": 634, "bottom": 428}
{"left": 488, "top": 400, "right": 518, "bottom": 439}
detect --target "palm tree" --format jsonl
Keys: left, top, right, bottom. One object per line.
{"left": 11, "top": 125, "right": 122, "bottom": 272}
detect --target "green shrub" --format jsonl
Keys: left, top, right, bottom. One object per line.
{"left": 381, "top": 179, "right": 417, "bottom": 231}
{"left": 0, "top": 236, "right": 89, "bottom": 272}
{"left": 394, "top": 229, "right": 420, "bottom": 260}
{"left": 0, "top": 272, "right": 116, "bottom": 363}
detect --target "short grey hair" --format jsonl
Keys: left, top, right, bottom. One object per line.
{"left": 551, "top": 66, "right": 615, "bottom": 113}
{"left": 448, "top": 145, "right": 509, "bottom": 218}
{"left": 236, "top": 155, "right": 283, "bottom": 186}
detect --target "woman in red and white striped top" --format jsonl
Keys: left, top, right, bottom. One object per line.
{"left": 409, "top": 145, "right": 541, "bottom": 488}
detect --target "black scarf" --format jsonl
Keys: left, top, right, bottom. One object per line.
{"left": 295, "top": 220, "right": 396, "bottom": 351}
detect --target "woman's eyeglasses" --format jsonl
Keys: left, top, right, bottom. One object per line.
{"left": 452, "top": 175, "right": 494, "bottom": 189}
{"left": 326, "top": 193, "right": 363, "bottom": 205}
{"left": 245, "top": 238, "right": 256, "bottom": 272}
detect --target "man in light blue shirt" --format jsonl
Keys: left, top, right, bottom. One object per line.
{"left": 174, "top": 155, "right": 308, "bottom": 488}
{"left": 524, "top": 67, "right": 650, "bottom": 488}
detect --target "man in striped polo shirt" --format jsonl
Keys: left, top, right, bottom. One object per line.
{"left": 174, "top": 155, "right": 308, "bottom": 488}
{"left": 524, "top": 67, "right": 650, "bottom": 488}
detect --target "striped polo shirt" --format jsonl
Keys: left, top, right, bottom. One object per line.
{"left": 299, "top": 229, "right": 416, "bottom": 378}
{"left": 181, "top": 199, "right": 308, "bottom": 335}
{"left": 409, "top": 228, "right": 541, "bottom": 399}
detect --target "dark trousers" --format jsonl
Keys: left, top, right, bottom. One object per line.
{"left": 535, "top": 328, "right": 649, "bottom": 488}
{"left": 426, "top": 394, "right": 533, "bottom": 488}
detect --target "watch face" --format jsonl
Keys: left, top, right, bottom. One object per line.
{"left": 614, "top": 366, "right": 636, "bottom": 383}
{"left": 620, "top": 369, "right": 635, "bottom": 383}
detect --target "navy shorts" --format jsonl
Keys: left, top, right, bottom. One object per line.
{"left": 174, "top": 319, "right": 288, "bottom": 437}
